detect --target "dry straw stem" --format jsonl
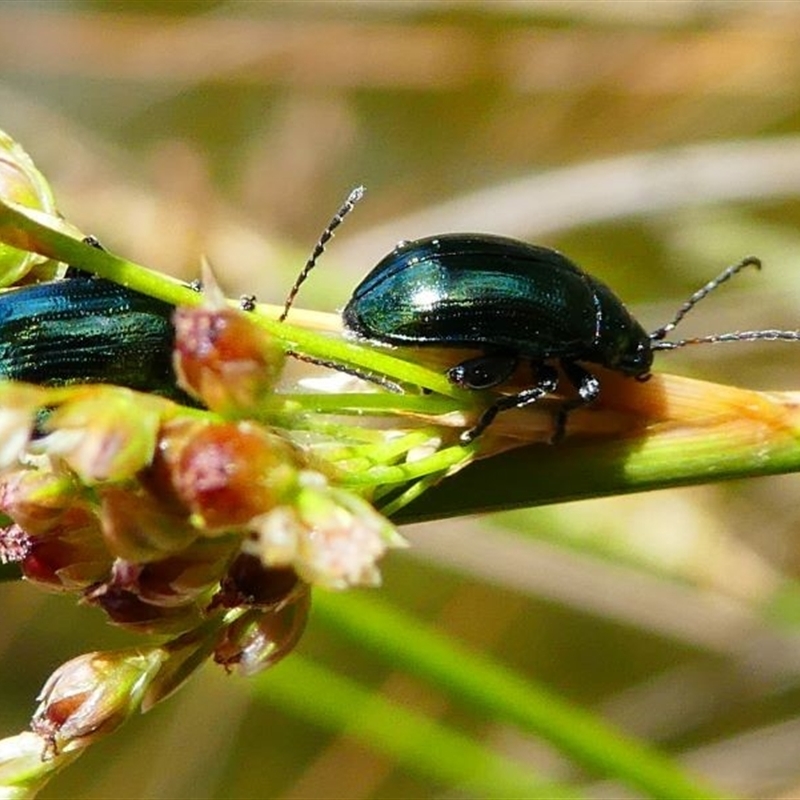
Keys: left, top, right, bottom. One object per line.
{"left": 399, "top": 369, "right": 800, "bottom": 521}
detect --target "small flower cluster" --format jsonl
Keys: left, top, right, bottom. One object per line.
{"left": 0, "top": 301, "right": 404, "bottom": 776}
{"left": 0, "top": 128, "right": 413, "bottom": 791}
{"left": 0, "top": 302, "right": 403, "bottom": 617}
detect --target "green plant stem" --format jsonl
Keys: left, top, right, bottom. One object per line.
{"left": 396, "top": 419, "right": 800, "bottom": 521}
{"left": 0, "top": 199, "right": 465, "bottom": 400}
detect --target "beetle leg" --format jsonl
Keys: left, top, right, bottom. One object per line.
{"left": 552, "top": 360, "right": 601, "bottom": 442}
{"left": 460, "top": 364, "right": 559, "bottom": 444}
{"left": 63, "top": 236, "right": 107, "bottom": 280}
{"left": 447, "top": 353, "right": 518, "bottom": 391}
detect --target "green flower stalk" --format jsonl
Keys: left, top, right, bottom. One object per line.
{"left": 0, "top": 732, "right": 81, "bottom": 799}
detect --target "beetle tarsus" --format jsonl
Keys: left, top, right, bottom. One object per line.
{"left": 81, "top": 235, "right": 105, "bottom": 251}
{"left": 239, "top": 294, "right": 257, "bottom": 312}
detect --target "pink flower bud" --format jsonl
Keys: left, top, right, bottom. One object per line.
{"left": 248, "top": 473, "right": 406, "bottom": 589}
{"left": 41, "top": 388, "right": 167, "bottom": 484}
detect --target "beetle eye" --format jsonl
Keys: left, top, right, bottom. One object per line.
{"left": 447, "top": 354, "right": 518, "bottom": 391}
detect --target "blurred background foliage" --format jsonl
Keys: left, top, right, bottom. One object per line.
{"left": 3, "top": 1, "right": 800, "bottom": 797}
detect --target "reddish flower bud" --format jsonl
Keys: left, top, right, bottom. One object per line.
{"left": 19, "top": 514, "right": 112, "bottom": 592}
{"left": 173, "top": 306, "right": 285, "bottom": 415}
{"left": 85, "top": 544, "right": 243, "bottom": 633}
{"left": 147, "top": 420, "right": 302, "bottom": 531}
{"left": 115, "top": 537, "right": 238, "bottom": 607}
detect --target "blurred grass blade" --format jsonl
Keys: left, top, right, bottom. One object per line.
{"left": 255, "top": 652, "right": 579, "bottom": 800}
{"left": 313, "top": 591, "right": 729, "bottom": 800}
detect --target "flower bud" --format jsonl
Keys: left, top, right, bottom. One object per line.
{"left": 173, "top": 306, "right": 285, "bottom": 415}
{"left": 214, "top": 588, "right": 311, "bottom": 676}
{"left": 82, "top": 535, "right": 242, "bottom": 634}
{"left": 21, "top": 523, "right": 112, "bottom": 592}
{"left": 0, "top": 468, "right": 81, "bottom": 536}
{"left": 0, "top": 129, "right": 60, "bottom": 286}
{"left": 0, "top": 465, "right": 113, "bottom": 591}
{"left": 110, "top": 537, "right": 238, "bottom": 610}
{"left": 146, "top": 419, "right": 302, "bottom": 531}
{"left": 248, "top": 472, "right": 406, "bottom": 589}
{"left": 41, "top": 388, "right": 166, "bottom": 484}
{"left": 31, "top": 648, "right": 165, "bottom": 755}
{"left": 98, "top": 485, "right": 199, "bottom": 562}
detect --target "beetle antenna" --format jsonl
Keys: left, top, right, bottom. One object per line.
{"left": 649, "top": 256, "right": 761, "bottom": 342}
{"left": 652, "top": 329, "right": 800, "bottom": 351}
{"left": 279, "top": 185, "right": 366, "bottom": 322}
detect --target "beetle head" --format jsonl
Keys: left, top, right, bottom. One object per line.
{"left": 610, "top": 338, "right": 654, "bottom": 377}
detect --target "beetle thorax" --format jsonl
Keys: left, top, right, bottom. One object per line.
{"left": 589, "top": 281, "right": 653, "bottom": 376}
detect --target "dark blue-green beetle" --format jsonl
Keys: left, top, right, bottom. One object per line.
{"left": 0, "top": 273, "right": 187, "bottom": 401}
{"left": 337, "top": 233, "right": 799, "bottom": 442}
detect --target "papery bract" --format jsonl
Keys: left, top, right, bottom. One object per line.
{"left": 99, "top": 485, "right": 199, "bottom": 563}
